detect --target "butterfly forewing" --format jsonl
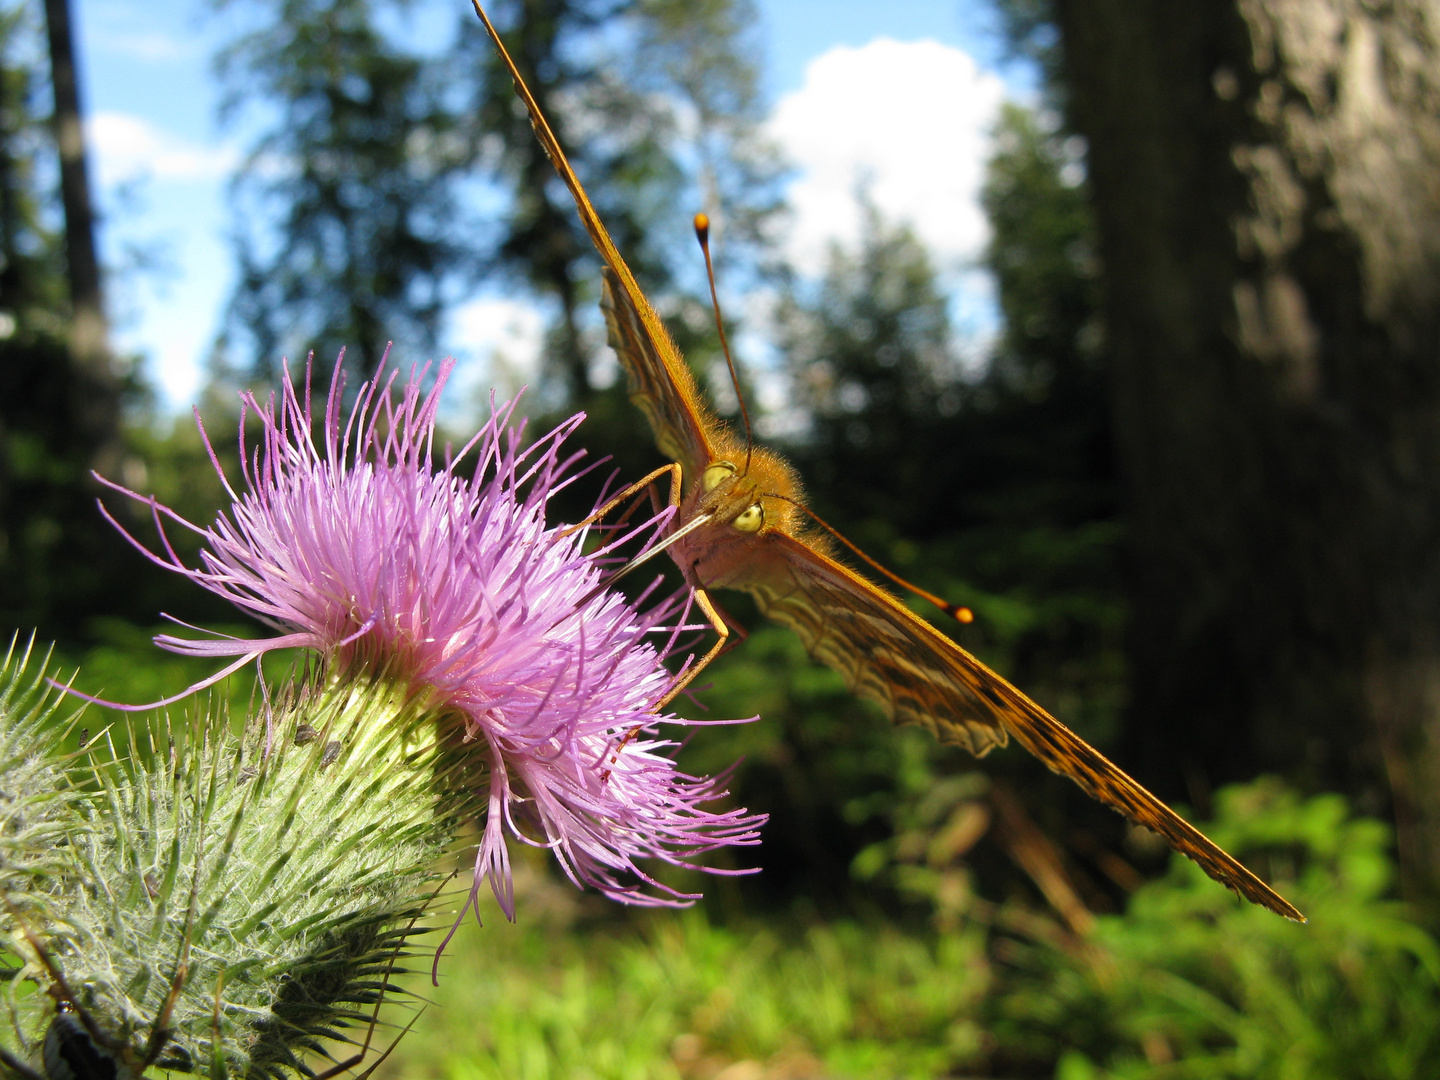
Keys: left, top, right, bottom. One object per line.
{"left": 468, "top": 2, "right": 709, "bottom": 474}
{"left": 601, "top": 268, "right": 714, "bottom": 480}
{"left": 471, "top": 0, "right": 1304, "bottom": 924}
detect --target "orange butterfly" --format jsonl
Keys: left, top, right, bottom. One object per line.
{"left": 472, "top": 1, "right": 1303, "bottom": 923}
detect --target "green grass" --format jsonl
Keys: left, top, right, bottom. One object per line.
{"left": 369, "top": 884, "right": 990, "bottom": 1080}
{"left": 360, "top": 782, "right": 1440, "bottom": 1080}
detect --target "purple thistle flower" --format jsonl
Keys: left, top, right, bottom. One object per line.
{"left": 91, "top": 357, "right": 763, "bottom": 926}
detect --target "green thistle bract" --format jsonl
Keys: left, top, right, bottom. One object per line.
{"left": 4, "top": 640, "right": 474, "bottom": 1080}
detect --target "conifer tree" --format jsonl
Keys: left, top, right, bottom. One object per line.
{"left": 214, "top": 0, "right": 477, "bottom": 380}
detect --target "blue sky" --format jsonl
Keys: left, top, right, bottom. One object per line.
{"left": 71, "top": 0, "right": 1025, "bottom": 412}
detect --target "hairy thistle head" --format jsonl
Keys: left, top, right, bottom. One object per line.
{"left": 5, "top": 358, "right": 762, "bottom": 1078}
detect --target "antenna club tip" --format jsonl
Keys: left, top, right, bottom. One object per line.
{"left": 694, "top": 213, "right": 711, "bottom": 240}
{"left": 955, "top": 606, "right": 975, "bottom": 624}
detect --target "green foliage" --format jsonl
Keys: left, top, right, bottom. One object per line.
{"left": 0, "top": 329, "right": 101, "bottom": 637}
{"left": 0, "top": 35, "right": 239, "bottom": 642}
{"left": 0, "top": 3, "right": 129, "bottom": 642}
{"left": 0, "top": 1, "right": 64, "bottom": 328}
{"left": 1, "top": 392, "right": 256, "bottom": 647}
{"left": 994, "top": 781, "right": 1440, "bottom": 1079}
{"left": 663, "top": 571, "right": 1117, "bottom": 919}
{"left": 210, "top": 0, "right": 779, "bottom": 414}
{"left": 102, "top": 403, "right": 262, "bottom": 630}
{"left": 967, "top": 101, "right": 1110, "bottom": 558}
{"left": 777, "top": 198, "right": 962, "bottom": 535}
{"left": 850, "top": 769, "right": 993, "bottom": 930}
{"left": 983, "top": 102, "right": 1102, "bottom": 412}
{"left": 0, "top": 336, "right": 168, "bottom": 644}
{"left": 54, "top": 619, "right": 296, "bottom": 734}
{"left": 367, "top": 781, "right": 1439, "bottom": 1080}
{"left": 9, "top": 607, "right": 1433, "bottom": 1080}
{"left": 628, "top": 0, "right": 785, "bottom": 279}
{"left": 681, "top": 626, "right": 937, "bottom": 910}
{"left": 991, "top": 0, "right": 1064, "bottom": 99}
{"left": 749, "top": 101, "right": 1123, "bottom": 917}
{"left": 744, "top": 143, "right": 1118, "bottom": 911}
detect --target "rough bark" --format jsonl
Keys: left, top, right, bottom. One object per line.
{"left": 1055, "top": 0, "right": 1440, "bottom": 902}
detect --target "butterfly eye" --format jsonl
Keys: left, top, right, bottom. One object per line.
{"left": 733, "top": 503, "right": 764, "bottom": 533}
{"left": 702, "top": 462, "right": 736, "bottom": 492}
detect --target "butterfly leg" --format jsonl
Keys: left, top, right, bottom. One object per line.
{"left": 700, "top": 593, "right": 749, "bottom": 658}
{"left": 651, "top": 586, "right": 731, "bottom": 711}
{"left": 641, "top": 461, "right": 736, "bottom": 709}
{"left": 602, "top": 579, "right": 730, "bottom": 781}
{"left": 559, "top": 464, "right": 682, "bottom": 540}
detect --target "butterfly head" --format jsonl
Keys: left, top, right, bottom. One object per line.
{"left": 668, "top": 451, "right": 805, "bottom": 588}
{"left": 692, "top": 450, "right": 803, "bottom": 538}
{"left": 699, "top": 460, "right": 765, "bottom": 532}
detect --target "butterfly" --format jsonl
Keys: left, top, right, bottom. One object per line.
{"left": 470, "top": 1, "right": 1303, "bottom": 923}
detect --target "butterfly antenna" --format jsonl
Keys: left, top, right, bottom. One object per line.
{"left": 768, "top": 493, "right": 975, "bottom": 624}
{"left": 694, "top": 214, "right": 754, "bottom": 476}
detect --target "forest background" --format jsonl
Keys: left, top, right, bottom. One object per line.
{"left": 4, "top": 0, "right": 1440, "bottom": 1077}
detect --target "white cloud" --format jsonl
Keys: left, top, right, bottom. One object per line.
{"left": 768, "top": 39, "right": 1007, "bottom": 275}
{"left": 448, "top": 297, "right": 547, "bottom": 401}
{"left": 101, "top": 30, "right": 193, "bottom": 62}
{"left": 87, "top": 112, "right": 239, "bottom": 186}
{"left": 88, "top": 0, "right": 202, "bottom": 62}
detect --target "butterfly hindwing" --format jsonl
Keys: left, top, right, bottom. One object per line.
{"left": 748, "top": 533, "right": 1305, "bottom": 921}
{"left": 742, "top": 532, "right": 1010, "bottom": 756}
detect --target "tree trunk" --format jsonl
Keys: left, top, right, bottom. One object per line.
{"left": 42, "top": 0, "right": 118, "bottom": 470}
{"left": 1055, "top": 0, "right": 1440, "bottom": 903}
